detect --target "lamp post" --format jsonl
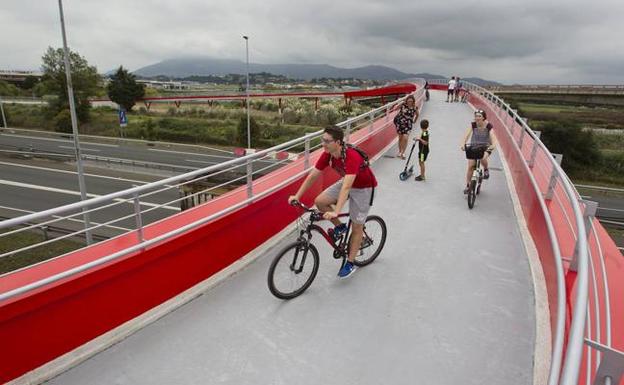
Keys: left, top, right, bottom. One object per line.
{"left": 58, "top": 0, "right": 92, "bottom": 244}
{"left": 243, "top": 35, "right": 251, "bottom": 149}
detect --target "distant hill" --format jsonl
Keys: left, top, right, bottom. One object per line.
{"left": 462, "top": 77, "right": 503, "bottom": 87}
{"left": 132, "top": 58, "right": 443, "bottom": 81}
{"left": 131, "top": 57, "right": 502, "bottom": 85}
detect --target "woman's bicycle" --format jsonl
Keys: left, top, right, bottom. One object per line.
{"left": 464, "top": 144, "right": 489, "bottom": 209}
{"left": 267, "top": 200, "right": 387, "bottom": 300}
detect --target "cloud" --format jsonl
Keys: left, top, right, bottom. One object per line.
{"left": 1, "top": 0, "right": 622, "bottom": 83}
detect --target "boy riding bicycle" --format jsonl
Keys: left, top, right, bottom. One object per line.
{"left": 288, "top": 125, "right": 378, "bottom": 278}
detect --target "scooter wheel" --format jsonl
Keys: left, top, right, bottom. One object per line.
{"left": 399, "top": 172, "right": 408, "bottom": 181}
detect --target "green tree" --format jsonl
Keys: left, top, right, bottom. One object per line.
{"left": 19, "top": 76, "right": 40, "bottom": 90}
{"left": 107, "top": 66, "right": 145, "bottom": 111}
{"left": 40, "top": 47, "right": 100, "bottom": 132}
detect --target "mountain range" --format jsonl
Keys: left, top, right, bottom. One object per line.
{"left": 131, "top": 58, "right": 502, "bottom": 86}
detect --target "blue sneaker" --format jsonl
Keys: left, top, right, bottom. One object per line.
{"left": 329, "top": 223, "right": 347, "bottom": 242}
{"left": 338, "top": 261, "right": 357, "bottom": 279}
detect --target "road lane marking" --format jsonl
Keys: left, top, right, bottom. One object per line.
{"left": 150, "top": 148, "right": 275, "bottom": 163}
{"left": 0, "top": 161, "right": 173, "bottom": 186}
{"left": 0, "top": 179, "right": 178, "bottom": 211}
{"left": 599, "top": 207, "right": 624, "bottom": 213}
{"left": 186, "top": 159, "right": 218, "bottom": 165}
{"left": 59, "top": 145, "right": 101, "bottom": 152}
{"left": 1, "top": 133, "right": 119, "bottom": 147}
{"left": 150, "top": 148, "right": 235, "bottom": 160}
{"left": 0, "top": 204, "right": 131, "bottom": 231}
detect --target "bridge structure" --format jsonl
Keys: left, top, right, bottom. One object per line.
{"left": 0, "top": 70, "right": 43, "bottom": 84}
{"left": 0, "top": 80, "right": 623, "bottom": 385}
{"left": 90, "top": 83, "right": 417, "bottom": 111}
{"left": 486, "top": 85, "right": 624, "bottom": 96}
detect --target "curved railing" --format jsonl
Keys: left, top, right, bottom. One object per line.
{"left": 0, "top": 80, "right": 425, "bottom": 383}
{"left": 0, "top": 80, "right": 425, "bottom": 302}
{"left": 429, "top": 79, "right": 622, "bottom": 385}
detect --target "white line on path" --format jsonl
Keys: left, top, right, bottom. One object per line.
{"left": 0, "top": 179, "right": 178, "bottom": 211}
{"left": 0, "top": 161, "right": 173, "bottom": 187}
{"left": 0, "top": 205, "right": 131, "bottom": 231}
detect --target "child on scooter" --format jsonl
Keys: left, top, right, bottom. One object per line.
{"left": 414, "top": 119, "right": 430, "bottom": 181}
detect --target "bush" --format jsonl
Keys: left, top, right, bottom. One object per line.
{"left": 237, "top": 116, "right": 261, "bottom": 147}
{"left": 539, "top": 121, "right": 601, "bottom": 177}
{"left": 601, "top": 151, "right": 624, "bottom": 177}
{"left": 0, "top": 80, "right": 20, "bottom": 96}
{"left": 53, "top": 110, "right": 73, "bottom": 133}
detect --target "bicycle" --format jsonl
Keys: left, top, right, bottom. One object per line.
{"left": 464, "top": 144, "right": 489, "bottom": 209}
{"left": 267, "top": 200, "right": 387, "bottom": 300}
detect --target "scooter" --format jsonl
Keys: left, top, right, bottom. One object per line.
{"left": 399, "top": 140, "right": 418, "bottom": 181}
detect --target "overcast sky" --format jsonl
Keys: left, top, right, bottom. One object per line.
{"left": 1, "top": 0, "right": 622, "bottom": 84}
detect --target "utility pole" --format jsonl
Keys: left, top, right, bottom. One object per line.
{"left": 243, "top": 35, "right": 251, "bottom": 149}
{"left": 58, "top": 0, "right": 92, "bottom": 244}
{"left": 0, "top": 97, "right": 7, "bottom": 129}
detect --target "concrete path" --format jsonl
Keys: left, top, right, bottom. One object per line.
{"left": 48, "top": 91, "right": 535, "bottom": 385}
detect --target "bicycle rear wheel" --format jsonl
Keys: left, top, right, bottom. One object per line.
{"left": 467, "top": 179, "right": 477, "bottom": 209}
{"left": 353, "top": 215, "right": 387, "bottom": 267}
{"left": 267, "top": 241, "right": 319, "bottom": 300}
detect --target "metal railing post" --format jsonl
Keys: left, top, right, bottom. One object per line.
{"left": 369, "top": 111, "right": 374, "bottom": 132}
{"left": 345, "top": 121, "right": 351, "bottom": 142}
{"left": 385, "top": 105, "right": 390, "bottom": 122}
{"left": 246, "top": 158, "right": 253, "bottom": 199}
{"left": 518, "top": 127, "right": 526, "bottom": 150}
{"left": 545, "top": 154, "right": 563, "bottom": 200}
{"left": 304, "top": 137, "right": 310, "bottom": 170}
{"left": 569, "top": 200, "right": 598, "bottom": 272}
{"left": 528, "top": 131, "right": 541, "bottom": 168}
{"left": 133, "top": 192, "right": 144, "bottom": 243}
{"left": 584, "top": 339, "right": 624, "bottom": 385}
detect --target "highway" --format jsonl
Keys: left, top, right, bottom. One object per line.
{"left": 0, "top": 157, "right": 181, "bottom": 238}
{"left": 0, "top": 129, "right": 279, "bottom": 172}
{"left": 0, "top": 129, "right": 288, "bottom": 238}
{"left": 0, "top": 128, "right": 621, "bottom": 247}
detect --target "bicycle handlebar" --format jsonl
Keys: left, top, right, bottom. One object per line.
{"left": 463, "top": 143, "right": 490, "bottom": 150}
{"left": 289, "top": 200, "right": 324, "bottom": 221}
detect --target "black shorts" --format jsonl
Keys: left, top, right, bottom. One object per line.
{"left": 419, "top": 150, "right": 429, "bottom": 162}
{"left": 447, "top": 89, "right": 454, "bottom": 96}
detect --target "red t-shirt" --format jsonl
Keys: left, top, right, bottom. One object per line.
{"left": 315, "top": 147, "right": 378, "bottom": 188}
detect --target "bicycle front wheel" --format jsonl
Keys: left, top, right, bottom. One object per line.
{"left": 267, "top": 241, "right": 319, "bottom": 300}
{"left": 354, "top": 215, "right": 387, "bottom": 267}
{"left": 467, "top": 179, "right": 477, "bottom": 209}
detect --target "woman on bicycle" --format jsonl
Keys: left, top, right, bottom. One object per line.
{"left": 288, "top": 125, "right": 378, "bottom": 278}
{"left": 393, "top": 95, "right": 419, "bottom": 159}
{"left": 460, "top": 110, "right": 497, "bottom": 194}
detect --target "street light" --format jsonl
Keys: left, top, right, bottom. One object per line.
{"left": 58, "top": 0, "right": 93, "bottom": 244}
{"left": 243, "top": 35, "right": 251, "bottom": 149}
